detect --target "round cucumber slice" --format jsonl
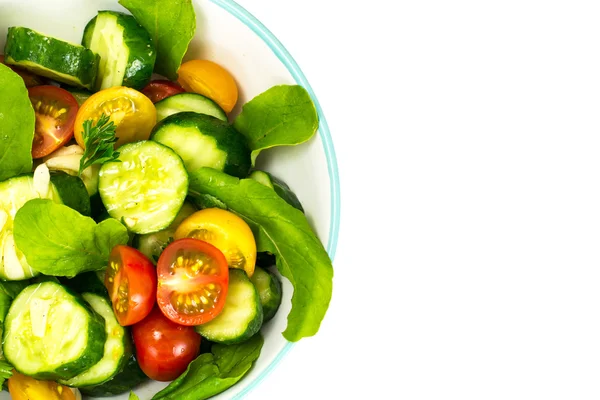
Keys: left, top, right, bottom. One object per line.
{"left": 82, "top": 11, "right": 156, "bottom": 91}
{"left": 3, "top": 282, "right": 106, "bottom": 380}
{"left": 195, "top": 269, "right": 263, "bottom": 344}
{"left": 99, "top": 141, "right": 189, "bottom": 234}
{"left": 249, "top": 266, "right": 282, "bottom": 322}
{"left": 151, "top": 112, "right": 251, "bottom": 178}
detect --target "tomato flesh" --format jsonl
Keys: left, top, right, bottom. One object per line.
{"left": 28, "top": 86, "right": 78, "bottom": 159}
{"left": 142, "top": 80, "right": 185, "bottom": 103}
{"left": 132, "top": 306, "right": 201, "bottom": 381}
{"left": 8, "top": 371, "right": 76, "bottom": 400}
{"left": 105, "top": 245, "right": 157, "bottom": 326}
{"left": 157, "top": 238, "right": 229, "bottom": 326}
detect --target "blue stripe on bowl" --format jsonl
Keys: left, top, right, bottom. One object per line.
{"left": 208, "top": 0, "right": 341, "bottom": 398}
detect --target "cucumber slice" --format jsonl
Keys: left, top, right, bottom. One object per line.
{"left": 3, "top": 282, "right": 106, "bottom": 380}
{"left": 80, "top": 354, "right": 147, "bottom": 397}
{"left": 248, "top": 170, "right": 304, "bottom": 212}
{"left": 82, "top": 11, "right": 156, "bottom": 91}
{"left": 4, "top": 27, "right": 99, "bottom": 90}
{"left": 99, "top": 141, "right": 189, "bottom": 234}
{"left": 249, "top": 266, "right": 282, "bottom": 322}
{"left": 60, "top": 293, "right": 131, "bottom": 387}
{"left": 155, "top": 93, "right": 227, "bottom": 122}
{"left": 50, "top": 171, "right": 91, "bottom": 216}
{"left": 0, "top": 175, "right": 63, "bottom": 280}
{"left": 195, "top": 269, "right": 263, "bottom": 344}
{"left": 151, "top": 112, "right": 251, "bottom": 178}
{"left": 133, "top": 202, "right": 197, "bottom": 262}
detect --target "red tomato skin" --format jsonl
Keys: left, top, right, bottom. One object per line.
{"left": 106, "top": 245, "right": 157, "bottom": 326}
{"left": 141, "top": 80, "right": 185, "bottom": 103}
{"left": 132, "top": 306, "right": 201, "bottom": 381}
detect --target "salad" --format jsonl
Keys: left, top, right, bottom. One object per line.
{"left": 0, "top": 0, "right": 333, "bottom": 399}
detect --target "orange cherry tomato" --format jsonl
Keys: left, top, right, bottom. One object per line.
{"left": 177, "top": 60, "right": 238, "bottom": 113}
{"left": 8, "top": 371, "right": 78, "bottom": 400}
{"left": 105, "top": 245, "right": 157, "bottom": 326}
{"left": 156, "top": 238, "right": 229, "bottom": 326}
{"left": 28, "top": 86, "right": 79, "bottom": 159}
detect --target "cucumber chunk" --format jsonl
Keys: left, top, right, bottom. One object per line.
{"left": 64, "top": 87, "right": 93, "bottom": 106}
{"left": 4, "top": 27, "right": 99, "bottom": 90}
{"left": 80, "top": 354, "right": 147, "bottom": 397}
{"left": 248, "top": 170, "right": 304, "bottom": 212}
{"left": 99, "top": 141, "right": 189, "bottom": 234}
{"left": 3, "top": 282, "right": 106, "bottom": 380}
{"left": 250, "top": 266, "right": 282, "bottom": 322}
{"left": 133, "top": 202, "right": 197, "bottom": 262}
{"left": 151, "top": 112, "right": 251, "bottom": 178}
{"left": 82, "top": 11, "right": 156, "bottom": 91}
{"left": 195, "top": 269, "right": 263, "bottom": 344}
{"left": 155, "top": 93, "right": 227, "bottom": 122}
{"left": 60, "top": 293, "right": 130, "bottom": 387}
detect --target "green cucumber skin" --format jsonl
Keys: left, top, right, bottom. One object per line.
{"left": 3, "top": 282, "right": 107, "bottom": 380}
{"left": 155, "top": 92, "right": 228, "bottom": 122}
{"left": 83, "top": 11, "right": 156, "bottom": 90}
{"left": 50, "top": 171, "right": 91, "bottom": 216}
{"left": 80, "top": 353, "right": 147, "bottom": 397}
{"left": 4, "top": 27, "right": 99, "bottom": 89}
{"left": 250, "top": 266, "right": 282, "bottom": 322}
{"left": 151, "top": 112, "right": 251, "bottom": 178}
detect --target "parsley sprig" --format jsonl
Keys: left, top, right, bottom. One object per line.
{"left": 78, "top": 114, "right": 121, "bottom": 176}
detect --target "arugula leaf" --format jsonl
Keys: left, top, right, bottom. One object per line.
{"left": 0, "top": 63, "right": 35, "bottom": 181}
{"left": 188, "top": 168, "right": 333, "bottom": 342}
{"left": 13, "top": 199, "right": 129, "bottom": 277}
{"left": 129, "top": 392, "right": 140, "bottom": 400}
{"left": 119, "top": 0, "right": 196, "bottom": 80}
{"left": 78, "top": 114, "right": 120, "bottom": 176}
{"left": 233, "top": 85, "right": 319, "bottom": 165}
{"left": 153, "top": 334, "right": 263, "bottom": 400}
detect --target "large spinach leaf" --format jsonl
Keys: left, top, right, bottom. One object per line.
{"left": 153, "top": 334, "right": 263, "bottom": 400}
{"left": 233, "top": 85, "right": 319, "bottom": 165}
{"left": 188, "top": 168, "right": 333, "bottom": 342}
{"left": 0, "top": 64, "right": 35, "bottom": 182}
{"left": 13, "top": 199, "right": 129, "bottom": 277}
{"left": 119, "top": 0, "right": 196, "bottom": 80}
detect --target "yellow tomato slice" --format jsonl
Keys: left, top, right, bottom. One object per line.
{"left": 174, "top": 208, "right": 256, "bottom": 277}
{"left": 8, "top": 371, "right": 78, "bottom": 400}
{"left": 74, "top": 86, "right": 156, "bottom": 149}
{"left": 177, "top": 60, "right": 238, "bottom": 113}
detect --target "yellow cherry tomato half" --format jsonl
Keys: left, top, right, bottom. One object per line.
{"left": 74, "top": 86, "right": 156, "bottom": 149}
{"left": 175, "top": 208, "right": 256, "bottom": 277}
{"left": 177, "top": 60, "right": 238, "bottom": 113}
{"left": 8, "top": 371, "right": 79, "bottom": 400}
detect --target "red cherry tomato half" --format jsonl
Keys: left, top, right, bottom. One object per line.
{"left": 105, "top": 245, "right": 157, "bottom": 326}
{"left": 157, "top": 238, "right": 229, "bottom": 326}
{"left": 141, "top": 80, "right": 185, "bottom": 103}
{"left": 132, "top": 306, "right": 201, "bottom": 381}
{"left": 28, "top": 86, "right": 79, "bottom": 159}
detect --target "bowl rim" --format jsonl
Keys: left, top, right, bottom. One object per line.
{"left": 208, "top": 0, "right": 341, "bottom": 398}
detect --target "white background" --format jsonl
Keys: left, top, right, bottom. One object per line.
{"left": 239, "top": 1, "right": 600, "bottom": 399}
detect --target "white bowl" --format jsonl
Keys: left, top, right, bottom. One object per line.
{"left": 0, "top": 0, "right": 340, "bottom": 398}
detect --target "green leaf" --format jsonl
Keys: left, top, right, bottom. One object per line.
{"left": 233, "top": 85, "right": 319, "bottom": 165}
{"left": 188, "top": 168, "right": 333, "bottom": 342}
{"left": 13, "top": 199, "right": 129, "bottom": 277}
{"left": 78, "top": 114, "right": 120, "bottom": 176}
{"left": 0, "top": 63, "right": 35, "bottom": 181}
{"left": 0, "top": 359, "right": 13, "bottom": 388}
{"left": 119, "top": 0, "right": 196, "bottom": 80}
{"left": 153, "top": 334, "right": 263, "bottom": 400}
